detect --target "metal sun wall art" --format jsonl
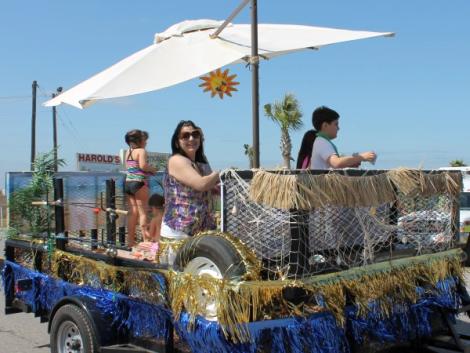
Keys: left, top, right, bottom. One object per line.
{"left": 199, "top": 68, "right": 239, "bottom": 99}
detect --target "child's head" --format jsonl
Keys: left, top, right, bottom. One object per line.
{"left": 148, "top": 193, "right": 164, "bottom": 215}
{"left": 125, "top": 129, "right": 149, "bottom": 148}
{"left": 312, "top": 106, "right": 339, "bottom": 130}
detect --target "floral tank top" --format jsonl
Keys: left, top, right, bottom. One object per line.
{"left": 163, "top": 162, "right": 216, "bottom": 236}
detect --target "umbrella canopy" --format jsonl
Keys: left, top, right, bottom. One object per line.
{"left": 45, "top": 19, "right": 393, "bottom": 108}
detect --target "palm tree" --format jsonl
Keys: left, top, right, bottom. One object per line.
{"left": 243, "top": 144, "right": 255, "bottom": 169}
{"left": 449, "top": 159, "right": 467, "bottom": 167}
{"left": 264, "top": 93, "right": 303, "bottom": 169}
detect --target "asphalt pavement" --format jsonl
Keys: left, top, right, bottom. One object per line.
{"left": 0, "top": 294, "right": 50, "bottom": 353}
{"left": 0, "top": 231, "right": 51, "bottom": 353}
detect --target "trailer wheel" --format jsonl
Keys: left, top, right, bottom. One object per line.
{"left": 50, "top": 304, "right": 99, "bottom": 353}
{"left": 174, "top": 234, "right": 247, "bottom": 320}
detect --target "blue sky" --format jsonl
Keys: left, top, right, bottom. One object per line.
{"left": 1, "top": 1, "right": 470, "bottom": 189}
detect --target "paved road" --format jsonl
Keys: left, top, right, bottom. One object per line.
{"left": 0, "top": 231, "right": 50, "bottom": 353}
{"left": 0, "top": 230, "right": 469, "bottom": 353}
{"left": 0, "top": 293, "right": 50, "bottom": 353}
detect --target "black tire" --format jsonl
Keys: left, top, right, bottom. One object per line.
{"left": 50, "top": 304, "right": 99, "bottom": 353}
{"left": 173, "top": 234, "right": 247, "bottom": 280}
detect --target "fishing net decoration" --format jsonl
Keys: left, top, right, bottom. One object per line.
{"left": 221, "top": 169, "right": 461, "bottom": 280}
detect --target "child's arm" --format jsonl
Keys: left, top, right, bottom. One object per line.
{"left": 153, "top": 210, "right": 163, "bottom": 243}
{"left": 148, "top": 218, "right": 158, "bottom": 242}
{"left": 139, "top": 149, "right": 157, "bottom": 173}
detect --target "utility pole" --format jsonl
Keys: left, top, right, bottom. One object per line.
{"left": 52, "top": 87, "right": 63, "bottom": 172}
{"left": 31, "top": 80, "right": 38, "bottom": 170}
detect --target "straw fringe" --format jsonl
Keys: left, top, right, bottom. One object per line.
{"left": 388, "top": 168, "right": 461, "bottom": 197}
{"left": 249, "top": 169, "right": 461, "bottom": 210}
{"left": 250, "top": 170, "right": 299, "bottom": 209}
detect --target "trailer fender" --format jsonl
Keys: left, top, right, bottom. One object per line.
{"left": 48, "top": 295, "right": 117, "bottom": 345}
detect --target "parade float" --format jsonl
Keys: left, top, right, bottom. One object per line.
{"left": 3, "top": 2, "right": 470, "bottom": 352}
{"left": 4, "top": 164, "right": 470, "bottom": 352}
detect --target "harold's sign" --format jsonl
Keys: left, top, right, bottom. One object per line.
{"left": 77, "top": 153, "right": 121, "bottom": 172}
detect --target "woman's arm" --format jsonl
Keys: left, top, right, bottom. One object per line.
{"left": 138, "top": 149, "right": 157, "bottom": 173}
{"left": 169, "top": 155, "right": 219, "bottom": 192}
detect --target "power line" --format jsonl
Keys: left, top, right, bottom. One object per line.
{"left": 56, "top": 109, "right": 91, "bottom": 150}
{"left": 0, "top": 94, "right": 49, "bottom": 100}
{"left": 56, "top": 111, "right": 79, "bottom": 140}
{"left": 37, "top": 85, "right": 57, "bottom": 101}
{"left": 57, "top": 106, "right": 81, "bottom": 136}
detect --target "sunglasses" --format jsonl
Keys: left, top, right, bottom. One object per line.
{"left": 179, "top": 130, "right": 201, "bottom": 140}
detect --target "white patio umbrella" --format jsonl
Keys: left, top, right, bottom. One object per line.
{"left": 45, "top": 15, "right": 393, "bottom": 167}
{"left": 44, "top": 19, "right": 393, "bottom": 109}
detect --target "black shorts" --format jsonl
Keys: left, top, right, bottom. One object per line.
{"left": 125, "top": 181, "right": 145, "bottom": 195}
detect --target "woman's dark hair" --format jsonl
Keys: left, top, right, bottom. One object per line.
{"left": 148, "top": 193, "right": 164, "bottom": 208}
{"left": 312, "top": 106, "right": 340, "bottom": 131}
{"left": 296, "top": 129, "right": 317, "bottom": 169}
{"left": 170, "top": 120, "right": 208, "bottom": 163}
{"left": 125, "top": 129, "right": 149, "bottom": 147}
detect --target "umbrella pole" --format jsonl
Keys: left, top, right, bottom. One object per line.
{"left": 211, "top": 0, "right": 260, "bottom": 167}
{"left": 251, "top": 0, "right": 260, "bottom": 168}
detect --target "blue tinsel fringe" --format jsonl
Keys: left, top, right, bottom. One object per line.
{"left": 346, "top": 276, "right": 463, "bottom": 345}
{"left": 4, "top": 261, "right": 171, "bottom": 340}
{"left": 4, "top": 260, "right": 469, "bottom": 353}
{"left": 175, "top": 311, "right": 350, "bottom": 353}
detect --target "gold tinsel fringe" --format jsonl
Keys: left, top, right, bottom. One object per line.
{"left": 191, "top": 231, "right": 262, "bottom": 281}
{"left": 249, "top": 168, "right": 461, "bottom": 210}
{"left": 156, "top": 237, "right": 186, "bottom": 264}
{"left": 50, "top": 248, "right": 464, "bottom": 344}
{"left": 168, "top": 248, "right": 464, "bottom": 342}
{"left": 51, "top": 251, "right": 168, "bottom": 304}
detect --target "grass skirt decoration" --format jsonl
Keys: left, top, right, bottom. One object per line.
{"left": 249, "top": 168, "right": 461, "bottom": 210}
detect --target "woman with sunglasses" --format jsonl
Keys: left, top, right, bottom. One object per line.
{"left": 161, "top": 120, "right": 219, "bottom": 242}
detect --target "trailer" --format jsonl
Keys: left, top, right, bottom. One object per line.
{"left": 2, "top": 168, "right": 470, "bottom": 353}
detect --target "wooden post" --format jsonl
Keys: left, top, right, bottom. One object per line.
{"left": 251, "top": 0, "right": 260, "bottom": 168}
{"left": 31, "top": 80, "right": 38, "bottom": 170}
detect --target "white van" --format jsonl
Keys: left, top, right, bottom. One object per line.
{"left": 439, "top": 167, "right": 470, "bottom": 246}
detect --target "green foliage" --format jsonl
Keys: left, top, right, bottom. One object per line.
{"left": 155, "top": 158, "right": 168, "bottom": 172}
{"left": 263, "top": 93, "right": 303, "bottom": 131}
{"left": 243, "top": 144, "right": 254, "bottom": 169}
{"left": 8, "top": 150, "right": 66, "bottom": 237}
{"left": 264, "top": 93, "right": 303, "bottom": 169}
{"left": 449, "top": 159, "right": 467, "bottom": 167}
